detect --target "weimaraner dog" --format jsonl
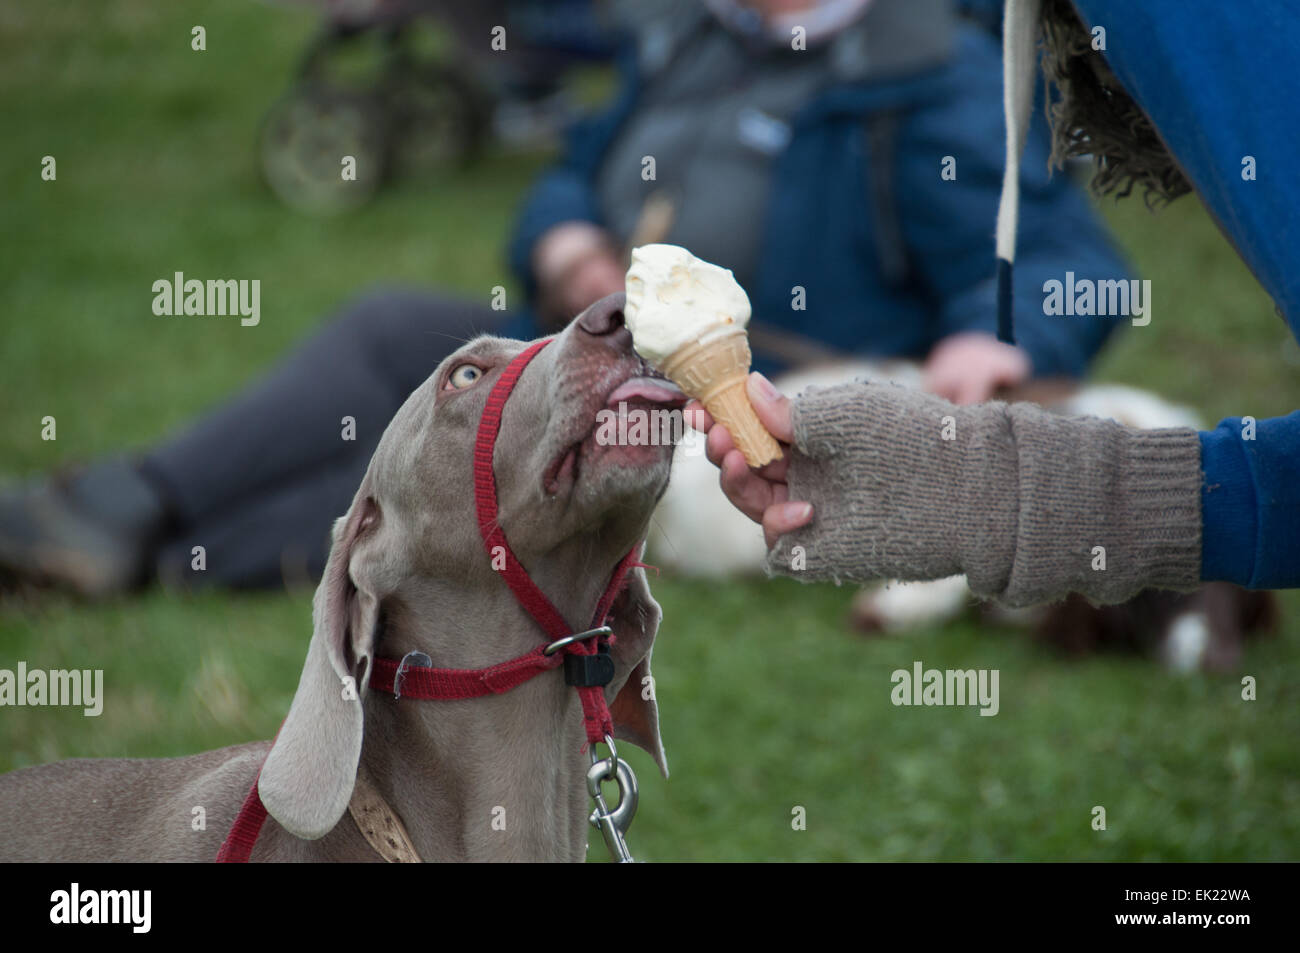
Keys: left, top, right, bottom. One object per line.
{"left": 0, "top": 293, "right": 676, "bottom": 861}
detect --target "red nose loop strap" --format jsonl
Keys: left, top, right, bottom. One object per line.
{"left": 217, "top": 338, "right": 643, "bottom": 862}
{"left": 472, "top": 338, "right": 575, "bottom": 641}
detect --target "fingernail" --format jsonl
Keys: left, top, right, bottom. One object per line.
{"left": 786, "top": 501, "right": 812, "bottom": 522}
{"left": 750, "top": 372, "right": 779, "bottom": 402}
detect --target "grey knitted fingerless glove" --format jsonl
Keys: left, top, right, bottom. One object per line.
{"left": 765, "top": 381, "right": 1203, "bottom": 607}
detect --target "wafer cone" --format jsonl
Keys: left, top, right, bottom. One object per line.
{"left": 659, "top": 327, "right": 782, "bottom": 468}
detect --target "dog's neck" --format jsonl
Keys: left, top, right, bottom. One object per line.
{"left": 356, "top": 555, "right": 624, "bottom": 862}
{"left": 354, "top": 674, "right": 592, "bottom": 862}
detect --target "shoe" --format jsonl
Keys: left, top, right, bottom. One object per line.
{"left": 0, "top": 458, "right": 168, "bottom": 598}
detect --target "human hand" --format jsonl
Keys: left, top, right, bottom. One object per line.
{"left": 532, "top": 222, "right": 625, "bottom": 324}
{"left": 922, "top": 333, "right": 1031, "bottom": 405}
{"left": 683, "top": 372, "right": 814, "bottom": 549}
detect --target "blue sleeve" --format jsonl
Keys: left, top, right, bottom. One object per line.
{"left": 1070, "top": 0, "right": 1300, "bottom": 334}
{"left": 505, "top": 50, "right": 641, "bottom": 304}
{"left": 897, "top": 26, "right": 1129, "bottom": 377}
{"left": 1200, "top": 411, "right": 1300, "bottom": 589}
{"left": 1062, "top": 1, "right": 1300, "bottom": 588}
{"left": 955, "top": 0, "right": 1003, "bottom": 35}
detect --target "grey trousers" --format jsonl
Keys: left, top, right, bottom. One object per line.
{"left": 142, "top": 288, "right": 509, "bottom": 588}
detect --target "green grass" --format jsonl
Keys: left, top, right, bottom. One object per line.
{"left": 2, "top": 0, "right": 1297, "bottom": 861}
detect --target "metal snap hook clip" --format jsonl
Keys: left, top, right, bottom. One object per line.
{"left": 587, "top": 734, "right": 638, "bottom": 863}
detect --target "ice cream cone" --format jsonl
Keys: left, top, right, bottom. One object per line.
{"left": 660, "top": 327, "right": 782, "bottom": 468}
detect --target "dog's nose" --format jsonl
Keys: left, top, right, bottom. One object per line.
{"left": 576, "top": 292, "right": 632, "bottom": 350}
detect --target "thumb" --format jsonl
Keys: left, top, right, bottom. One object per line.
{"left": 746, "top": 372, "right": 794, "bottom": 444}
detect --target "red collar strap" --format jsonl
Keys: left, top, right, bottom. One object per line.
{"left": 218, "top": 339, "right": 642, "bottom": 862}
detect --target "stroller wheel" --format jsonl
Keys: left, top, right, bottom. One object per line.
{"left": 388, "top": 65, "right": 492, "bottom": 174}
{"left": 259, "top": 84, "right": 389, "bottom": 214}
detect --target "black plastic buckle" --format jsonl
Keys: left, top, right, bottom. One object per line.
{"left": 564, "top": 641, "right": 615, "bottom": 688}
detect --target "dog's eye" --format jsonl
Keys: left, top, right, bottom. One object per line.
{"left": 447, "top": 364, "right": 483, "bottom": 390}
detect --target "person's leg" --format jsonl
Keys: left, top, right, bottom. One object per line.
{"left": 0, "top": 288, "right": 508, "bottom": 594}
{"left": 154, "top": 448, "right": 370, "bottom": 590}
{"left": 148, "top": 287, "right": 510, "bottom": 589}
{"left": 142, "top": 288, "right": 502, "bottom": 527}
{"left": 0, "top": 458, "right": 168, "bottom": 596}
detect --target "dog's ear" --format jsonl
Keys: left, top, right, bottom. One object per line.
{"left": 607, "top": 564, "right": 668, "bottom": 778}
{"left": 259, "top": 489, "right": 383, "bottom": 839}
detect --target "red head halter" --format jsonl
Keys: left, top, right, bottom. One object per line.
{"left": 371, "top": 337, "right": 641, "bottom": 744}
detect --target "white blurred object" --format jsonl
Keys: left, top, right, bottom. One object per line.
{"left": 1161, "top": 612, "right": 1213, "bottom": 672}
{"left": 849, "top": 576, "right": 971, "bottom": 632}
{"left": 1057, "top": 384, "right": 1203, "bottom": 431}
{"left": 650, "top": 429, "right": 765, "bottom": 577}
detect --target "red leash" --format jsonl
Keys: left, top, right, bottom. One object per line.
{"left": 216, "top": 771, "right": 270, "bottom": 862}
{"left": 218, "top": 338, "right": 640, "bottom": 861}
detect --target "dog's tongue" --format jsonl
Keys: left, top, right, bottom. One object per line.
{"left": 607, "top": 377, "right": 685, "bottom": 406}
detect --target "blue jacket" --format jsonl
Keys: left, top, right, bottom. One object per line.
{"left": 506, "top": 21, "right": 1132, "bottom": 379}
{"left": 1070, "top": 0, "right": 1300, "bottom": 589}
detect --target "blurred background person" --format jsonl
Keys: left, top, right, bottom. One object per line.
{"left": 0, "top": 0, "right": 1132, "bottom": 595}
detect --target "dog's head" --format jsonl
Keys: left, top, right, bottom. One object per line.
{"left": 259, "top": 294, "right": 682, "bottom": 840}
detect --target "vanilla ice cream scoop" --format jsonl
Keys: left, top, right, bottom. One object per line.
{"left": 623, "top": 244, "right": 751, "bottom": 364}
{"left": 623, "top": 244, "right": 781, "bottom": 467}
